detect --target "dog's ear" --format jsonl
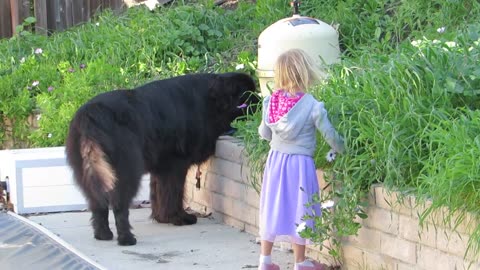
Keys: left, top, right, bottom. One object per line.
{"left": 208, "top": 74, "right": 231, "bottom": 112}
{"left": 209, "top": 72, "right": 256, "bottom": 113}
{"left": 218, "top": 72, "right": 256, "bottom": 96}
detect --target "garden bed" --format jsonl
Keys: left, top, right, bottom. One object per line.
{"left": 185, "top": 137, "right": 480, "bottom": 269}
{"left": 0, "top": 136, "right": 478, "bottom": 268}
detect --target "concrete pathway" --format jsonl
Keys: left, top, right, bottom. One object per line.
{"left": 28, "top": 208, "right": 294, "bottom": 270}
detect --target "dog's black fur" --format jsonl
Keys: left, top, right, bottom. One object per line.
{"left": 65, "top": 72, "right": 256, "bottom": 245}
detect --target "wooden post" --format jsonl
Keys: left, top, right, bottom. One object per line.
{"left": 64, "top": 0, "right": 73, "bottom": 28}
{"left": 46, "top": 0, "right": 57, "bottom": 31}
{"left": 71, "top": 0, "right": 87, "bottom": 26}
{"left": 112, "top": 0, "right": 124, "bottom": 11}
{"left": 57, "top": 0, "right": 67, "bottom": 31}
{"left": 34, "top": 0, "right": 48, "bottom": 35}
{"left": 18, "top": 0, "right": 30, "bottom": 20}
{"left": 0, "top": 0, "right": 12, "bottom": 38}
{"left": 89, "top": 0, "right": 101, "bottom": 17}
{"left": 9, "top": 0, "right": 17, "bottom": 34}
{"left": 9, "top": 0, "right": 30, "bottom": 35}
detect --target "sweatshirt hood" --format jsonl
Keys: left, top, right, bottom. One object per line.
{"left": 265, "top": 93, "right": 315, "bottom": 140}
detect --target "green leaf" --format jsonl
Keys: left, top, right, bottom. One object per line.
{"left": 24, "top": 17, "right": 37, "bottom": 25}
{"left": 446, "top": 77, "right": 464, "bottom": 93}
{"left": 198, "top": 24, "right": 209, "bottom": 31}
{"left": 357, "top": 212, "right": 368, "bottom": 219}
{"left": 374, "top": 27, "right": 382, "bottom": 40}
{"left": 15, "top": 25, "right": 24, "bottom": 34}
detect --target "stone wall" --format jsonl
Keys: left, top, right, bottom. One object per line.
{"left": 184, "top": 136, "right": 480, "bottom": 270}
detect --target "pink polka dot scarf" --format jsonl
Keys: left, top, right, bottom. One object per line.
{"left": 268, "top": 90, "right": 305, "bottom": 124}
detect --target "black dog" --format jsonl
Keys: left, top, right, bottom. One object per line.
{"left": 65, "top": 72, "right": 256, "bottom": 245}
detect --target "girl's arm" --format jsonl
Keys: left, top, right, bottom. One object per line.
{"left": 258, "top": 96, "right": 272, "bottom": 141}
{"left": 312, "top": 101, "right": 345, "bottom": 154}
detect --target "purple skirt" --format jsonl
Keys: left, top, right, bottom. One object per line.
{"left": 259, "top": 150, "right": 321, "bottom": 245}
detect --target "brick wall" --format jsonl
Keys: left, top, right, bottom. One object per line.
{"left": 185, "top": 136, "right": 480, "bottom": 270}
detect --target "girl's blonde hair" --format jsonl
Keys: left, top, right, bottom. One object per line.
{"left": 274, "top": 48, "right": 324, "bottom": 95}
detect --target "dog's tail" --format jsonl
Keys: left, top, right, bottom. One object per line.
{"left": 65, "top": 104, "right": 117, "bottom": 207}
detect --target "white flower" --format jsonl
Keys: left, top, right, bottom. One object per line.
{"left": 296, "top": 222, "right": 307, "bottom": 233}
{"left": 326, "top": 149, "right": 336, "bottom": 162}
{"left": 95, "top": 22, "right": 100, "bottom": 26}
{"left": 34, "top": 48, "right": 43, "bottom": 54}
{"left": 444, "top": 41, "right": 457, "bottom": 48}
{"left": 47, "top": 133, "right": 52, "bottom": 138}
{"left": 321, "top": 200, "right": 335, "bottom": 209}
{"left": 20, "top": 57, "right": 26, "bottom": 63}
{"left": 411, "top": 40, "right": 421, "bottom": 47}
{"left": 36, "top": 114, "right": 42, "bottom": 121}
{"left": 235, "top": 63, "right": 245, "bottom": 70}
{"left": 437, "top": 26, "right": 446, "bottom": 34}
{"left": 32, "top": 80, "right": 40, "bottom": 87}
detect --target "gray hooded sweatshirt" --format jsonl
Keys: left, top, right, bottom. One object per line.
{"left": 258, "top": 93, "right": 345, "bottom": 157}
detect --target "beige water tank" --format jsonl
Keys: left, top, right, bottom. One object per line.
{"left": 257, "top": 14, "right": 341, "bottom": 96}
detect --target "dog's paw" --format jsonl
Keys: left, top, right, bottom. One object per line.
{"left": 151, "top": 214, "right": 168, "bottom": 224}
{"left": 151, "top": 211, "right": 197, "bottom": 225}
{"left": 170, "top": 212, "right": 197, "bottom": 226}
{"left": 94, "top": 229, "right": 114, "bottom": 241}
{"left": 182, "top": 212, "right": 198, "bottom": 225}
{"left": 117, "top": 233, "right": 137, "bottom": 246}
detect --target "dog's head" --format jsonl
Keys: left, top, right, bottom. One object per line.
{"left": 209, "top": 72, "right": 258, "bottom": 117}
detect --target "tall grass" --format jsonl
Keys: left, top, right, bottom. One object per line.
{"left": 236, "top": 2, "right": 480, "bottom": 261}
{"left": 302, "top": 23, "right": 480, "bottom": 259}
{"left": 0, "top": 1, "right": 261, "bottom": 147}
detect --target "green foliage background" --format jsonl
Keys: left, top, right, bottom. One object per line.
{"left": 1, "top": 0, "right": 480, "bottom": 264}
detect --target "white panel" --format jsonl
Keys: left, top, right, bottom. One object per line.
{"left": 0, "top": 146, "right": 152, "bottom": 213}
{"left": 8, "top": 147, "right": 66, "bottom": 161}
{"left": 23, "top": 185, "right": 87, "bottom": 208}
{"left": 22, "top": 166, "right": 74, "bottom": 187}
{"left": 22, "top": 173, "right": 149, "bottom": 208}
{"left": 134, "top": 179, "right": 150, "bottom": 201}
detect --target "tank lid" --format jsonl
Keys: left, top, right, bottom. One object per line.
{"left": 284, "top": 16, "right": 319, "bottom": 26}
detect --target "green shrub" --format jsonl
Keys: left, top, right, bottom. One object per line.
{"left": 0, "top": 1, "right": 260, "bottom": 148}
{"left": 234, "top": 17, "right": 480, "bottom": 264}
{"left": 299, "top": 0, "right": 480, "bottom": 55}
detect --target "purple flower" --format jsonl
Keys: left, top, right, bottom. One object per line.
{"left": 68, "top": 68, "right": 75, "bottom": 73}
{"left": 80, "top": 64, "right": 86, "bottom": 69}
{"left": 32, "top": 80, "right": 40, "bottom": 87}
{"left": 48, "top": 86, "right": 54, "bottom": 92}
{"left": 34, "top": 48, "right": 43, "bottom": 55}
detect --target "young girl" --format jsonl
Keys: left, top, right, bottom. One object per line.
{"left": 257, "top": 49, "right": 345, "bottom": 270}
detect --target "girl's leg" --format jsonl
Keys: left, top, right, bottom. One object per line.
{"left": 292, "top": 242, "right": 306, "bottom": 263}
{"left": 258, "top": 240, "right": 279, "bottom": 270}
{"left": 292, "top": 242, "right": 326, "bottom": 270}
{"left": 261, "top": 240, "right": 274, "bottom": 256}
